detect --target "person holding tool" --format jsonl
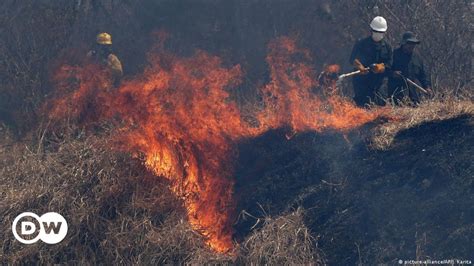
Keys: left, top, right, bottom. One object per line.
{"left": 349, "top": 16, "right": 393, "bottom": 107}
{"left": 388, "top": 31, "right": 431, "bottom": 104}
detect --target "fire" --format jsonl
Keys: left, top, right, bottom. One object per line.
{"left": 47, "top": 63, "right": 113, "bottom": 124}
{"left": 257, "top": 37, "right": 383, "bottom": 132}
{"left": 46, "top": 34, "right": 388, "bottom": 253}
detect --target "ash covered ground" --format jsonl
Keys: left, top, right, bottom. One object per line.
{"left": 235, "top": 114, "right": 473, "bottom": 264}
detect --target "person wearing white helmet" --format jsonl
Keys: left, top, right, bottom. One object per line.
{"left": 349, "top": 16, "right": 393, "bottom": 107}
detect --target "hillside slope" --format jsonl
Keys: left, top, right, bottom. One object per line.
{"left": 1, "top": 102, "right": 473, "bottom": 264}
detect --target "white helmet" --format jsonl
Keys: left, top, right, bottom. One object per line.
{"left": 370, "top": 16, "right": 387, "bottom": 32}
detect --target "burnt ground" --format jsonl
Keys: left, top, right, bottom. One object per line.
{"left": 234, "top": 114, "right": 473, "bottom": 264}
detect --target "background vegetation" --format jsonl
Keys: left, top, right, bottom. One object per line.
{"left": 1, "top": 0, "right": 472, "bottom": 132}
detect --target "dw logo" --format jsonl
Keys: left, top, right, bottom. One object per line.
{"left": 12, "top": 212, "right": 68, "bottom": 244}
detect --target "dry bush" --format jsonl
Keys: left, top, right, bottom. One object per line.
{"left": 238, "top": 208, "right": 324, "bottom": 265}
{"left": 0, "top": 0, "right": 150, "bottom": 132}
{"left": 0, "top": 128, "right": 226, "bottom": 264}
{"left": 0, "top": 1, "right": 77, "bottom": 132}
{"left": 371, "top": 95, "right": 474, "bottom": 149}
{"left": 378, "top": 0, "right": 473, "bottom": 91}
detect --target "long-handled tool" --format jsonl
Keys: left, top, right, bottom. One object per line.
{"left": 336, "top": 68, "right": 429, "bottom": 94}
{"left": 403, "top": 76, "right": 428, "bottom": 94}
{"left": 334, "top": 67, "right": 369, "bottom": 86}
{"left": 336, "top": 63, "right": 383, "bottom": 82}
{"left": 337, "top": 69, "right": 367, "bottom": 79}
{"left": 392, "top": 71, "right": 430, "bottom": 94}
{"left": 337, "top": 63, "right": 384, "bottom": 80}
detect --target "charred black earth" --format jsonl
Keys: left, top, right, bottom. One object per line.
{"left": 234, "top": 114, "right": 473, "bottom": 264}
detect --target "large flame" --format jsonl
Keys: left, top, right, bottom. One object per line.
{"left": 46, "top": 35, "right": 387, "bottom": 253}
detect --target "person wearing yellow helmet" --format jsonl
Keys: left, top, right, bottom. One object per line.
{"left": 87, "top": 32, "right": 123, "bottom": 87}
{"left": 96, "top": 32, "right": 113, "bottom": 45}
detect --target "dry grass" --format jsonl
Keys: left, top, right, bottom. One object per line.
{"left": 238, "top": 208, "right": 323, "bottom": 265}
{"left": 0, "top": 128, "right": 219, "bottom": 264}
{"left": 372, "top": 95, "right": 474, "bottom": 149}
{"left": 0, "top": 127, "right": 323, "bottom": 264}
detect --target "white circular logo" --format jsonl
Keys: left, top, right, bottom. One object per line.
{"left": 12, "top": 212, "right": 68, "bottom": 244}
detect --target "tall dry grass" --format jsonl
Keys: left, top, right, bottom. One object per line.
{"left": 372, "top": 93, "right": 474, "bottom": 149}
{"left": 0, "top": 126, "right": 322, "bottom": 264}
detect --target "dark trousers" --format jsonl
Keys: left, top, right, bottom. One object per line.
{"left": 352, "top": 75, "right": 384, "bottom": 107}
{"left": 387, "top": 79, "right": 420, "bottom": 105}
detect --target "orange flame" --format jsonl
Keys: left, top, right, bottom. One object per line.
{"left": 46, "top": 35, "right": 388, "bottom": 253}
{"left": 257, "top": 37, "right": 383, "bottom": 132}
{"left": 112, "top": 49, "right": 256, "bottom": 253}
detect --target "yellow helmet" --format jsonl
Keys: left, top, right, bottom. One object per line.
{"left": 96, "top": 32, "right": 112, "bottom": 45}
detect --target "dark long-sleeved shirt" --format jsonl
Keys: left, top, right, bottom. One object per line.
{"left": 349, "top": 36, "right": 393, "bottom": 74}
{"left": 388, "top": 47, "right": 431, "bottom": 89}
